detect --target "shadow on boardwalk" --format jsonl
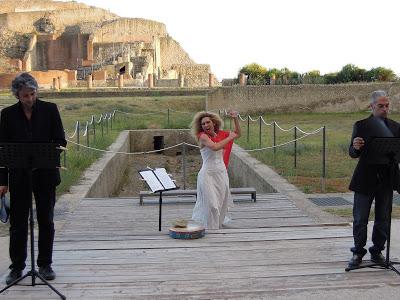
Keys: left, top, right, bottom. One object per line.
{"left": 1, "top": 193, "right": 400, "bottom": 299}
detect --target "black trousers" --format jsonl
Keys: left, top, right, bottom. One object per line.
{"left": 9, "top": 177, "right": 56, "bottom": 271}
{"left": 351, "top": 185, "right": 392, "bottom": 256}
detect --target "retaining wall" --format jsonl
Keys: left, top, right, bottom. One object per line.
{"left": 207, "top": 83, "right": 400, "bottom": 113}
{"left": 86, "top": 131, "right": 130, "bottom": 198}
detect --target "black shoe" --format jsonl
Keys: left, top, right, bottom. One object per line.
{"left": 348, "top": 254, "right": 363, "bottom": 267}
{"left": 5, "top": 269, "right": 22, "bottom": 285}
{"left": 371, "top": 253, "right": 386, "bottom": 265}
{"left": 39, "top": 265, "right": 56, "bottom": 281}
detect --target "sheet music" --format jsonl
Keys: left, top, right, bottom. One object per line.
{"left": 154, "top": 168, "right": 177, "bottom": 189}
{"left": 139, "top": 170, "right": 164, "bottom": 192}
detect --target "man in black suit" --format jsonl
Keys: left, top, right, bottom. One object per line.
{"left": 348, "top": 90, "right": 400, "bottom": 268}
{"left": 0, "top": 73, "right": 66, "bottom": 284}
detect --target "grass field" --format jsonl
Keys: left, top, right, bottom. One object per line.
{"left": 1, "top": 92, "right": 399, "bottom": 195}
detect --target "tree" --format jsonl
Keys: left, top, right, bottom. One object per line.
{"left": 239, "top": 63, "right": 268, "bottom": 85}
{"left": 304, "top": 70, "right": 324, "bottom": 84}
{"left": 336, "top": 64, "right": 367, "bottom": 83}
{"left": 323, "top": 72, "right": 339, "bottom": 84}
{"left": 366, "top": 67, "right": 397, "bottom": 82}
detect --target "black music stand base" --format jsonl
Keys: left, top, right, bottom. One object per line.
{"left": 345, "top": 261, "right": 400, "bottom": 275}
{"left": 1, "top": 270, "right": 66, "bottom": 299}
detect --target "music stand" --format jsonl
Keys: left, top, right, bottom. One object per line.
{"left": 0, "top": 142, "right": 66, "bottom": 299}
{"left": 345, "top": 137, "right": 400, "bottom": 275}
{"left": 139, "top": 168, "right": 178, "bottom": 231}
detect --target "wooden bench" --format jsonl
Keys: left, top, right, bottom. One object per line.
{"left": 139, "top": 187, "right": 256, "bottom": 205}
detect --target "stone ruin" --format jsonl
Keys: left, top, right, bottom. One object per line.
{"left": 0, "top": 0, "right": 219, "bottom": 89}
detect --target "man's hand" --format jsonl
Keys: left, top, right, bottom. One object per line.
{"left": 353, "top": 137, "right": 365, "bottom": 150}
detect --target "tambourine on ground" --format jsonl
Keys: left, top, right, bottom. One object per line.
{"left": 169, "top": 223, "right": 205, "bottom": 239}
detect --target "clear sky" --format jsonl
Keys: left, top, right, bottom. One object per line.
{"left": 61, "top": 0, "right": 400, "bottom": 80}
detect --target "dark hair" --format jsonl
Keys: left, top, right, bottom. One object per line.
{"left": 11, "top": 72, "right": 38, "bottom": 97}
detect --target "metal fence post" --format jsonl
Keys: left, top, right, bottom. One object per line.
{"left": 106, "top": 113, "right": 109, "bottom": 134}
{"left": 247, "top": 115, "right": 250, "bottom": 143}
{"left": 167, "top": 108, "right": 170, "bottom": 127}
{"left": 259, "top": 116, "right": 262, "bottom": 148}
{"left": 273, "top": 122, "right": 276, "bottom": 155}
{"left": 92, "top": 116, "right": 96, "bottom": 142}
{"left": 182, "top": 143, "right": 187, "bottom": 190}
{"left": 101, "top": 114, "right": 104, "bottom": 137}
{"left": 86, "top": 122, "right": 89, "bottom": 147}
{"left": 294, "top": 126, "right": 297, "bottom": 169}
{"left": 76, "top": 121, "right": 80, "bottom": 151}
{"left": 322, "top": 126, "right": 326, "bottom": 192}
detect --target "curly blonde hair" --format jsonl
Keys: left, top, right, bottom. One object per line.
{"left": 190, "top": 111, "right": 224, "bottom": 140}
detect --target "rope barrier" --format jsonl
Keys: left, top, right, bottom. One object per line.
{"left": 82, "top": 121, "right": 89, "bottom": 137}
{"left": 248, "top": 116, "right": 259, "bottom": 122}
{"left": 65, "top": 107, "right": 324, "bottom": 151}
{"left": 65, "top": 121, "right": 79, "bottom": 139}
{"left": 260, "top": 117, "right": 274, "bottom": 126}
{"left": 66, "top": 139, "right": 200, "bottom": 155}
{"left": 66, "top": 125, "right": 323, "bottom": 156}
{"left": 274, "top": 122, "right": 297, "bottom": 132}
{"left": 243, "top": 127, "right": 324, "bottom": 152}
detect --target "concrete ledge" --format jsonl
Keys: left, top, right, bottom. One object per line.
{"left": 229, "top": 144, "right": 344, "bottom": 224}
{"left": 86, "top": 131, "right": 130, "bottom": 197}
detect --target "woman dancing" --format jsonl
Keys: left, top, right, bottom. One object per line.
{"left": 191, "top": 111, "right": 241, "bottom": 229}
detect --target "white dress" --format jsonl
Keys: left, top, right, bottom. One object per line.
{"left": 192, "top": 146, "right": 234, "bottom": 229}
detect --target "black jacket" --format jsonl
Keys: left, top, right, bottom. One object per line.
{"left": 0, "top": 99, "right": 66, "bottom": 189}
{"left": 349, "top": 115, "right": 400, "bottom": 194}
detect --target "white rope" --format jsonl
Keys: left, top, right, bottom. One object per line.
{"left": 65, "top": 121, "right": 79, "bottom": 139}
{"left": 295, "top": 126, "right": 322, "bottom": 135}
{"left": 261, "top": 117, "right": 274, "bottom": 126}
{"left": 66, "top": 140, "right": 200, "bottom": 155}
{"left": 244, "top": 127, "right": 324, "bottom": 152}
{"left": 82, "top": 121, "right": 89, "bottom": 137}
{"left": 96, "top": 114, "right": 103, "bottom": 124}
{"left": 234, "top": 113, "right": 320, "bottom": 134}
{"left": 238, "top": 113, "right": 247, "bottom": 122}
{"left": 183, "top": 142, "right": 200, "bottom": 148}
{"left": 274, "top": 122, "right": 296, "bottom": 132}
{"left": 248, "top": 116, "right": 258, "bottom": 122}
{"left": 88, "top": 115, "right": 95, "bottom": 126}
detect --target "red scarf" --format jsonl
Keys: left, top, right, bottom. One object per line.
{"left": 199, "top": 130, "right": 233, "bottom": 168}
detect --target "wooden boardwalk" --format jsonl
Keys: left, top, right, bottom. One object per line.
{"left": 1, "top": 193, "right": 400, "bottom": 299}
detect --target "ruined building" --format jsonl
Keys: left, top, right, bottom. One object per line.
{"left": 0, "top": 0, "right": 218, "bottom": 88}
